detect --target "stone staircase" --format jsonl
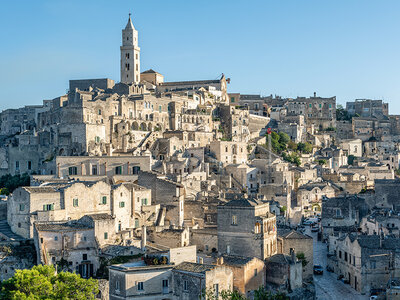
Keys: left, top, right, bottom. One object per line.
{"left": 0, "top": 220, "right": 25, "bottom": 241}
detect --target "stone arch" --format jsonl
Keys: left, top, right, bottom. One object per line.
{"left": 132, "top": 122, "right": 138, "bottom": 130}
{"left": 140, "top": 123, "right": 147, "bottom": 131}
{"left": 147, "top": 123, "right": 153, "bottom": 131}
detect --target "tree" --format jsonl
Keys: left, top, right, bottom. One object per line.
{"left": 202, "top": 288, "right": 247, "bottom": 300}
{"left": 0, "top": 265, "right": 99, "bottom": 300}
{"left": 254, "top": 287, "right": 289, "bottom": 300}
{"left": 296, "top": 252, "right": 308, "bottom": 268}
{"left": 336, "top": 105, "right": 352, "bottom": 121}
{"left": 317, "top": 159, "right": 327, "bottom": 166}
{"left": 287, "top": 141, "right": 297, "bottom": 151}
{"left": 0, "top": 173, "right": 30, "bottom": 194}
{"left": 278, "top": 132, "right": 290, "bottom": 145}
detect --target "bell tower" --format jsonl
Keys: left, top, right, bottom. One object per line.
{"left": 120, "top": 14, "right": 140, "bottom": 84}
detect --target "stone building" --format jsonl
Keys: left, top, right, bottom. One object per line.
{"left": 331, "top": 234, "right": 400, "bottom": 294}
{"left": 287, "top": 94, "right": 336, "bottom": 130}
{"left": 346, "top": 99, "right": 389, "bottom": 118}
{"left": 217, "top": 197, "right": 277, "bottom": 260}
{"left": 277, "top": 229, "right": 313, "bottom": 280}
{"left": 209, "top": 141, "right": 248, "bottom": 165}
{"left": 265, "top": 251, "right": 302, "bottom": 290}
{"left": 55, "top": 155, "right": 151, "bottom": 178}
{"left": 321, "top": 195, "right": 369, "bottom": 239}
{"left": 8, "top": 180, "right": 152, "bottom": 239}
{"left": 296, "top": 182, "right": 336, "bottom": 217}
{"left": 217, "top": 255, "right": 266, "bottom": 297}
{"left": 172, "top": 262, "right": 233, "bottom": 300}
{"left": 108, "top": 246, "right": 197, "bottom": 300}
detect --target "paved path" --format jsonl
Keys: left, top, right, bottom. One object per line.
{"left": 306, "top": 228, "right": 368, "bottom": 300}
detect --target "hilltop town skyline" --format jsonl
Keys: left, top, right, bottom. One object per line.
{"left": 2, "top": 1, "right": 400, "bottom": 112}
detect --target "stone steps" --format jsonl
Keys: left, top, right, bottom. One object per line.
{"left": 0, "top": 220, "right": 24, "bottom": 241}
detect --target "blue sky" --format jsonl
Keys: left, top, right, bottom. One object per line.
{"left": 1, "top": 0, "right": 400, "bottom": 113}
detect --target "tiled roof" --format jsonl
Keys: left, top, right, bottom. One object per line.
{"left": 23, "top": 186, "right": 59, "bottom": 193}
{"left": 222, "top": 197, "right": 264, "bottom": 208}
{"left": 86, "top": 213, "right": 114, "bottom": 220}
{"left": 36, "top": 222, "right": 92, "bottom": 232}
{"left": 221, "top": 255, "right": 255, "bottom": 266}
{"left": 173, "top": 262, "right": 215, "bottom": 274}
{"left": 279, "top": 229, "right": 312, "bottom": 240}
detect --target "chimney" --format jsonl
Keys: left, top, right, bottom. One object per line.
{"left": 141, "top": 225, "right": 147, "bottom": 251}
{"left": 290, "top": 248, "right": 296, "bottom": 262}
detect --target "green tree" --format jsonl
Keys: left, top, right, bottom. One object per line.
{"left": 0, "top": 173, "right": 30, "bottom": 194}
{"left": 297, "top": 142, "right": 313, "bottom": 153}
{"left": 278, "top": 132, "right": 290, "bottom": 145}
{"left": 336, "top": 105, "right": 352, "bottom": 121}
{"left": 0, "top": 265, "right": 99, "bottom": 300}
{"left": 287, "top": 141, "right": 297, "bottom": 151}
{"left": 296, "top": 252, "right": 308, "bottom": 268}
{"left": 202, "top": 288, "right": 247, "bottom": 300}
{"left": 254, "top": 287, "right": 289, "bottom": 300}
{"left": 317, "top": 159, "right": 327, "bottom": 166}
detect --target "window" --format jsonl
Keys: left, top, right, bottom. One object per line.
{"left": 95, "top": 136, "right": 100, "bottom": 143}
{"left": 135, "top": 218, "right": 139, "bottom": 228}
{"left": 69, "top": 166, "right": 78, "bottom": 175}
{"left": 213, "top": 284, "right": 219, "bottom": 298}
{"left": 159, "top": 105, "right": 162, "bottom": 113}
{"left": 227, "top": 245, "right": 231, "bottom": 254}
{"left": 137, "top": 282, "right": 144, "bottom": 291}
{"left": 92, "top": 166, "right": 97, "bottom": 175}
{"left": 119, "top": 201, "right": 125, "bottom": 208}
{"left": 102, "top": 196, "right": 107, "bottom": 205}
{"left": 115, "top": 166, "right": 122, "bottom": 175}
{"left": 54, "top": 236, "right": 58, "bottom": 241}
{"left": 162, "top": 279, "right": 168, "bottom": 288}
{"left": 183, "top": 280, "right": 189, "bottom": 291}
{"left": 18, "top": 222, "right": 21, "bottom": 228}
{"left": 19, "top": 204, "right": 25, "bottom": 211}
{"left": 141, "top": 198, "right": 148, "bottom": 206}
{"left": 98, "top": 109, "right": 101, "bottom": 115}
{"left": 126, "top": 53, "right": 129, "bottom": 59}
{"left": 132, "top": 166, "right": 140, "bottom": 174}
{"left": 254, "top": 268, "right": 258, "bottom": 276}
{"left": 118, "top": 223, "right": 122, "bottom": 231}
{"left": 115, "top": 281, "right": 120, "bottom": 292}
{"left": 82, "top": 254, "right": 88, "bottom": 261}
{"left": 104, "top": 232, "right": 108, "bottom": 240}
{"left": 73, "top": 198, "right": 79, "bottom": 207}
{"left": 43, "top": 204, "right": 54, "bottom": 211}
{"left": 232, "top": 215, "right": 237, "bottom": 225}
{"left": 15, "top": 161, "right": 19, "bottom": 171}
{"left": 27, "top": 161, "right": 32, "bottom": 170}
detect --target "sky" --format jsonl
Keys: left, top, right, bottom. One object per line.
{"left": 1, "top": 0, "right": 400, "bottom": 113}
